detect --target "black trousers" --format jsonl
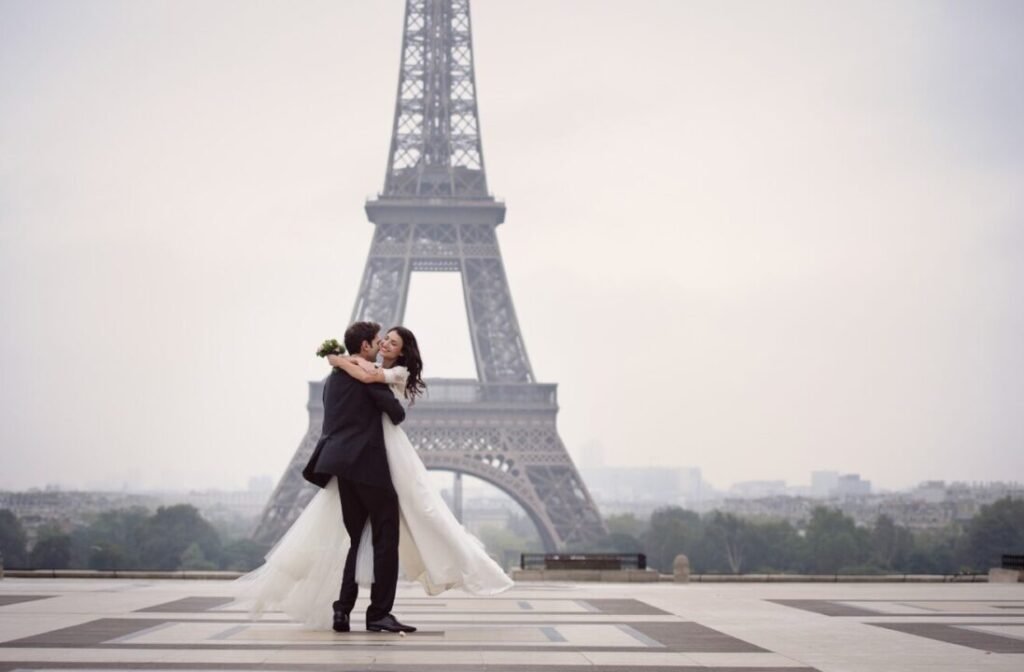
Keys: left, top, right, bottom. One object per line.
{"left": 334, "top": 477, "right": 400, "bottom": 622}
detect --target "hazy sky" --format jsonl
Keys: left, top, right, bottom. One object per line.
{"left": 2, "top": 0, "right": 1022, "bottom": 494}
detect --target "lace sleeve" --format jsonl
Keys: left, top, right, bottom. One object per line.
{"left": 382, "top": 366, "right": 409, "bottom": 399}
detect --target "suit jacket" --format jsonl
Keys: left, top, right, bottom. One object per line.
{"left": 302, "top": 367, "right": 406, "bottom": 490}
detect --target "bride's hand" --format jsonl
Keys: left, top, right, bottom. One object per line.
{"left": 326, "top": 354, "right": 345, "bottom": 368}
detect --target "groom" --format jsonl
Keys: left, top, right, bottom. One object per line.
{"left": 301, "top": 320, "right": 416, "bottom": 634}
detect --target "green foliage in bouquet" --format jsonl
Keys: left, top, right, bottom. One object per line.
{"left": 316, "top": 339, "right": 346, "bottom": 358}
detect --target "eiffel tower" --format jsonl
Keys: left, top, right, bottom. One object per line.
{"left": 253, "top": 0, "right": 606, "bottom": 551}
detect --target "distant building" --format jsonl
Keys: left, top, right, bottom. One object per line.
{"left": 834, "top": 474, "right": 871, "bottom": 497}
{"left": 911, "top": 480, "right": 947, "bottom": 504}
{"left": 156, "top": 488, "right": 271, "bottom": 520}
{"left": 0, "top": 487, "right": 271, "bottom": 541}
{"left": 807, "top": 471, "right": 870, "bottom": 498}
{"left": 811, "top": 471, "right": 839, "bottom": 497}
{"left": 718, "top": 495, "right": 817, "bottom": 525}
{"left": 729, "top": 480, "right": 788, "bottom": 499}
{"left": 580, "top": 466, "right": 706, "bottom": 513}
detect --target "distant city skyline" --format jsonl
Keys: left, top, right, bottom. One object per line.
{"left": 9, "top": 465, "right": 1020, "bottom": 502}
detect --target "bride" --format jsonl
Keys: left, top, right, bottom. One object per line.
{"left": 235, "top": 326, "right": 513, "bottom": 630}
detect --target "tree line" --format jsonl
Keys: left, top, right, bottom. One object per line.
{"left": 2, "top": 497, "right": 1021, "bottom": 574}
{"left": 595, "top": 497, "right": 1024, "bottom": 574}
{"left": 0, "top": 505, "right": 269, "bottom": 572}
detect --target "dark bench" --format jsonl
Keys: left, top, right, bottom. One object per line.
{"left": 1002, "top": 554, "right": 1024, "bottom": 571}
{"left": 520, "top": 553, "right": 646, "bottom": 571}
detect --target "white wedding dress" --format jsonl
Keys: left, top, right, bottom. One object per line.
{"left": 233, "top": 366, "right": 513, "bottom": 629}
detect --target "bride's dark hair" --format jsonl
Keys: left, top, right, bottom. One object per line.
{"left": 389, "top": 326, "right": 426, "bottom": 404}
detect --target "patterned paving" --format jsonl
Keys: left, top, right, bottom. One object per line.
{"left": 770, "top": 598, "right": 1024, "bottom": 653}
{"left": 0, "top": 597, "right": 54, "bottom": 608}
{"left": 1, "top": 579, "right": 1022, "bottom": 671}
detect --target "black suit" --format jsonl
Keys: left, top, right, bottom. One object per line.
{"left": 301, "top": 367, "right": 406, "bottom": 622}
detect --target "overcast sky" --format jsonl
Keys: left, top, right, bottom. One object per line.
{"left": 1, "top": 0, "right": 1022, "bottom": 494}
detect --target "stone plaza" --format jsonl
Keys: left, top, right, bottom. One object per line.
{"left": 0, "top": 577, "right": 1021, "bottom": 671}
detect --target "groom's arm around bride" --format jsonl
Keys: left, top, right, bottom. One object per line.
{"left": 301, "top": 364, "right": 405, "bottom": 490}
{"left": 361, "top": 374, "right": 406, "bottom": 426}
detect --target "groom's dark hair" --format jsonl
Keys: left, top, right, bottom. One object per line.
{"left": 344, "top": 321, "right": 381, "bottom": 355}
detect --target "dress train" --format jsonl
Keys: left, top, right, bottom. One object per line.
{"left": 233, "top": 413, "right": 513, "bottom": 629}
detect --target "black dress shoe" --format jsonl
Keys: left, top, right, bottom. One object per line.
{"left": 332, "top": 609, "right": 350, "bottom": 633}
{"left": 366, "top": 614, "right": 416, "bottom": 633}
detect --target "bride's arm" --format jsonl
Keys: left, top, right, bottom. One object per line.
{"left": 326, "top": 354, "right": 386, "bottom": 384}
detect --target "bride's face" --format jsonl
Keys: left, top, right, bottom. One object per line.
{"left": 380, "top": 330, "right": 404, "bottom": 363}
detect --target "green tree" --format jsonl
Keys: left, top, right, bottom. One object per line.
{"left": 871, "top": 514, "right": 914, "bottom": 570}
{"left": 599, "top": 514, "right": 648, "bottom": 554}
{"left": 478, "top": 524, "right": 540, "bottom": 571}
{"left": 179, "top": 542, "right": 218, "bottom": 571}
{"left": 220, "top": 538, "right": 271, "bottom": 572}
{"left": 704, "top": 512, "right": 751, "bottom": 573}
{"left": 905, "top": 526, "right": 960, "bottom": 574}
{"left": 138, "top": 505, "right": 222, "bottom": 571}
{"left": 604, "top": 532, "right": 645, "bottom": 553}
{"left": 88, "top": 543, "right": 132, "bottom": 571}
{"left": 643, "top": 507, "right": 704, "bottom": 572}
{"left": 959, "top": 497, "right": 1024, "bottom": 571}
{"left": 606, "top": 513, "right": 648, "bottom": 539}
{"left": 804, "top": 507, "right": 869, "bottom": 573}
{"left": 578, "top": 530, "right": 645, "bottom": 554}
{"left": 746, "top": 519, "right": 803, "bottom": 572}
{"left": 79, "top": 507, "right": 150, "bottom": 570}
{"left": 29, "top": 525, "right": 72, "bottom": 569}
{"left": 0, "top": 509, "right": 28, "bottom": 568}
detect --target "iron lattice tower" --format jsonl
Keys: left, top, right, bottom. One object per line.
{"left": 254, "top": 0, "right": 606, "bottom": 551}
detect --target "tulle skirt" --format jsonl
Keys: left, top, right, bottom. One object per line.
{"left": 233, "top": 416, "right": 513, "bottom": 629}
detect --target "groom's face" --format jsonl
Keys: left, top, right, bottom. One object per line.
{"left": 361, "top": 336, "right": 382, "bottom": 361}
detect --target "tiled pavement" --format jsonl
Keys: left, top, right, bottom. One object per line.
{"left": 0, "top": 578, "right": 1021, "bottom": 670}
